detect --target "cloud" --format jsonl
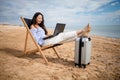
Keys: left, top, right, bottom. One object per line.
{"left": 42, "top": 0, "right": 112, "bottom": 12}
{"left": 101, "top": 10, "right": 120, "bottom": 23}
{"left": 111, "top": 1, "right": 119, "bottom": 6}
{"left": 0, "top": 0, "right": 120, "bottom": 26}
{"left": 43, "top": 0, "right": 120, "bottom": 26}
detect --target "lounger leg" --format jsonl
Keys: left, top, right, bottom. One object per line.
{"left": 24, "top": 30, "right": 28, "bottom": 54}
{"left": 52, "top": 47, "right": 60, "bottom": 59}
{"left": 38, "top": 47, "right": 49, "bottom": 64}
{"left": 28, "top": 29, "right": 49, "bottom": 64}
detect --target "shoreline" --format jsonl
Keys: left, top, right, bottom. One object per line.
{"left": 0, "top": 24, "right": 120, "bottom": 39}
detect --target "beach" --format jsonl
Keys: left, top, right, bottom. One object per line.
{"left": 0, "top": 24, "right": 120, "bottom": 80}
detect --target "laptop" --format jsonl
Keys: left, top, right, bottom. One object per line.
{"left": 43, "top": 23, "right": 65, "bottom": 40}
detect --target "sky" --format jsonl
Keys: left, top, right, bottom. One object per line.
{"left": 0, "top": 0, "right": 120, "bottom": 28}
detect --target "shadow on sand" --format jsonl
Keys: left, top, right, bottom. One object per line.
{"left": 0, "top": 47, "right": 74, "bottom": 67}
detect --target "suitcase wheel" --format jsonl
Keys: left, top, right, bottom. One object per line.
{"left": 75, "top": 63, "right": 77, "bottom": 66}
{"left": 88, "top": 62, "right": 90, "bottom": 65}
{"left": 75, "top": 63, "right": 81, "bottom": 68}
{"left": 81, "top": 64, "right": 86, "bottom": 68}
{"left": 75, "top": 63, "right": 79, "bottom": 67}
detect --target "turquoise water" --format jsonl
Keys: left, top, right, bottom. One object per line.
{"left": 64, "top": 25, "right": 120, "bottom": 38}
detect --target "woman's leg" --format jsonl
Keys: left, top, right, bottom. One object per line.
{"left": 43, "top": 24, "right": 91, "bottom": 46}
{"left": 61, "top": 23, "right": 91, "bottom": 43}
{"left": 44, "top": 31, "right": 77, "bottom": 45}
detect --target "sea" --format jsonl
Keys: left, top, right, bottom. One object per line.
{"left": 64, "top": 25, "right": 120, "bottom": 39}
{"left": 0, "top": 23, "right": 120, "bottom": 39}
{"left": 90, "top": 25, "right": 120, "bottom": 38}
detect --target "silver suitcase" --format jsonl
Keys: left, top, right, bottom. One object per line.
{"left": 74, "top": 37, "right": 91, "bottom": 68}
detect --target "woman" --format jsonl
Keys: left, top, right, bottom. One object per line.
{"left": 30, "top": 12, "right": 91, "bottom": 46}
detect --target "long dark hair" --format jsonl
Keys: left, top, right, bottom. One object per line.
{"left": 31, "top": 12, "right": 48, "bottom": 35}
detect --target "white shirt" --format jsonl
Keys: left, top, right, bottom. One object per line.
{"left": 30, "top": 27, "right": 46, "bottom": 46}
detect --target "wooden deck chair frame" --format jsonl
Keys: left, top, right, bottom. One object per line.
{"left": 20, "top": 17, "right": 61, "bottom": 64}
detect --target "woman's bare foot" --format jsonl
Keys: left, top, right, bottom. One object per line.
{"left": 83, "top": 23, "right": 91, "bottom": 32}
{"left": 77, "top": 23, "right": 91, "bottom": 37}
{"left": 82, "top": 23, "right": 91, "bottom": 37}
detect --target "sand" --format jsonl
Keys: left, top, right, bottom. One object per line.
{"left": 0, "top": 24, "right": 120, "bottom": 80}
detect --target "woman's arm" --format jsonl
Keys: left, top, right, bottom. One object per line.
{"left": 30, "top": 25, "right": 39, "bottom": 42}
{"left": 30, "top": 25, "right": 45, "bottom": 45}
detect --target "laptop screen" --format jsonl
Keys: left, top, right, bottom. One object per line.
{"left": 53, "top": 23, "right": 65, "bottom": 36}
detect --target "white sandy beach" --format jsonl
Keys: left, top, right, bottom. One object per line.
{"left": 0, "top": 24, "right": 120, "bottom": 80}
